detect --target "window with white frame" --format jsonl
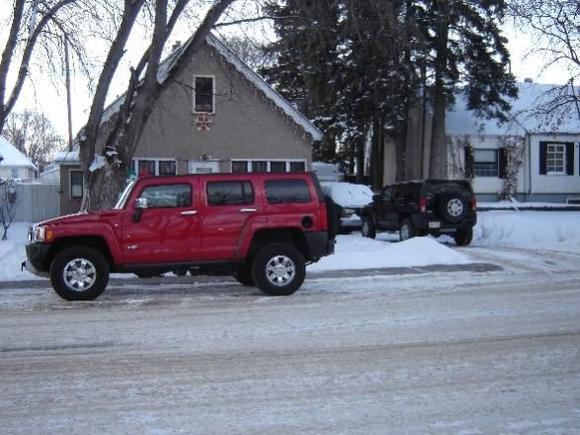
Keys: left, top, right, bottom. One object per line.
{"left": 70, "top": 170, "right": 84, "bottom": 199}
{"left": 132, "top": 159, "right": 177, "bottom": 177}
{"left": 473, "top": 149, "right": 499, "bottom": 177}
{"left": 231, "top": 160, "right": 307, "bottom": 174}
{"left": 193, "top": 76, "right": 214, "bottom": 113}
{"left": 546, "top": 144, "right": 565, "bottom": 174}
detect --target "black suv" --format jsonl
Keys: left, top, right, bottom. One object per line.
{"left": 360, "top": 180, "right": 477, "bottom": 246}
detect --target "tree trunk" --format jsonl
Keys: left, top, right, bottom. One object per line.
{"left": 429, "top": 0, "right": 449, "bottom": 179}
{"left": 355, "top": 135, "right": 365, "bottom": 183}
{"left": 87, "top": 164, "right": 128, "bottom": 211}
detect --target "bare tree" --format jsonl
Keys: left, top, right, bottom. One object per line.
{"left": 0, "top": 178, "right": 19, "bottom": 241}
{"left": 79, "top": 0, "right": 237, "bottom": 211}
{"left": 509, "top": 0, "right": 580, "bottom": 122}
{"left": 0, "top": 0, "right": 94, "bottom": 135}
{"left": 2, "top": 110, "right": 65, "bottom": 164}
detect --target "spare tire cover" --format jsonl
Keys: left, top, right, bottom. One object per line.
{"left": 438, "top": 194, "right": 467, "bottom": 223}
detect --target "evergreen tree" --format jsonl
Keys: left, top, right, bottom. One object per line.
{"left": 415, "top": 0, "right": 518, "bottom": 178}
{"left": 262, "top": 0, "right": 343, "bottom": 162}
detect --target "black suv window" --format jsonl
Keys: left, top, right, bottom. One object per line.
{"left": 265, "top": 179, "right": 311, "bottom": 204}
{"left": 140, "top": 184, "right": 192, "bottom": 208}
{"left": 207, "top": 181, "right": 254, "bottom": 206}
{"left": 381, "top": 187, "right": 393, "bottom": 201}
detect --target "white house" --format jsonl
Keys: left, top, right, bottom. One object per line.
{"left": 446, "top": 82, "right": 580, "bottom": 202}
{"left": 0, "top": 137, "right": 36, "bottom": 181}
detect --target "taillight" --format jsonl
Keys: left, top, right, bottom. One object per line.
{"left": 419, "top": 196, "right": 427, "bottom": 213}
{"left": 471, "top": 196, "right": 477, "bottom": 211}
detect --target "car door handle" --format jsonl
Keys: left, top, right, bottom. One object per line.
{"left": 240, "top": 208, "right": 257, "bottom": 213}
{"left": 180, "top": 210, "right": 198, "bottom": 216}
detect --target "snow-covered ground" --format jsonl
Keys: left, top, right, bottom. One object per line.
{"left": 2, "top": 211, "right": 580, "bottom": 282}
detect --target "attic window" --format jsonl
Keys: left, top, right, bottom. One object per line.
{"left": 194, "top": 76, "right": 214, "bottom": 113}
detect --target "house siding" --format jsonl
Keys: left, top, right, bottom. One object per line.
{"left": 124, "top": 44, "right": 312, "bottom": 170}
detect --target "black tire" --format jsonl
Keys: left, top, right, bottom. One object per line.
{"left": 173, "top": 269, "right": 188, "bottom": 277}
{"left": 251, "top": 243, "right": 305, "bottom": 296}
{"left": 50, "top": 246, "right": 109, "bottom": 301}
{"left": 399, "top": 218, "right": 416, "bottom": 241}
{"left": 234, "top": 266, "right": 254, "bottom": 286}
{"left": 361, "top": 215, "right": 376, "bottom": 239}
{"left": 438, "top": 194, "right": 468, "bottom": 223}
{"left": 454, "top": 228, "right": 473, "bottom": 246}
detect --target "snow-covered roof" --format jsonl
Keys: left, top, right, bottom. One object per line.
{"left": 53, "top": 150, "right": 80, "bottom": 163}
{"left": 0, "top": 137, "right": 36, "bottom": 169}
{"left": 101, "top": 33, "right": 323, "bottom": 142}
{"left": 446, "top": 82, "right": 580, "bottom": 136}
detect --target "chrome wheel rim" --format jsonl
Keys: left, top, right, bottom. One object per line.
{"left": 447, "top": 198, "right": 464, "bottom": 217}
{"left": 265, "top": 255, "right": 296, "bottom": 287}
{"left": 63, "top": 258, "right": 97, "bottom": 292}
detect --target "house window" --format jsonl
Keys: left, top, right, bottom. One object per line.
{"left": 159, "top": 161, "right": 177, "bottom": 176}
{"left": 231, "top": 160, "right": 307, "bottom": 173}
{"left": 289, "top": 161, "right": 306, "bottom": 172}
{"left": 473, "top": 149, "right": 499, "bottom": 177}
{"left": 231, "top": 161, "right": 248, "bottom": 173}
{"left": 252, "top": 161, "right": 268, "bottom": 173}
{"left": 270, "top": 161, "right": 286, "bottom": 172}
{"left": 546, "top": 144, "right": 565, "bottom": 174}
{"left": 134, "top": 159, "right": 177, "bottom": 177}
{"left": 194, "top": 76, "right": 214, "bottom": 113}
{"left": 11, "top": 168, "right": 18, "bottom": 178}
{"left": 70, "top": 170, "right": 84, "bottom": 199}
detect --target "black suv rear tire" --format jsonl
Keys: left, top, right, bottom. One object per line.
{"left": 50, "top": 246, "right": 109, "bottom": 301}
{"left": 361, "top": 216, "right": 376, "bottom": 239}
{"left": 454, "top": 228, "right": 473, "bottom": 246}
{"left": 252, "top": 243, "right": 305, "bottom": 296}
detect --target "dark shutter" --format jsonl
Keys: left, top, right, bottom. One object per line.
{"left": 539, "top": 142, "right": 547, "bottom": 175}
{"left": 498, "top": 148, "right": 508, "bottom": 179}
{"left": 566, "top": 142, "right": 574, "bottom": 175}
{"left": 464, "top": 146, "right": 474, "bottom": 178}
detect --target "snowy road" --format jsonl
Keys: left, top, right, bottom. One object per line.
{"left": 1, "top": 246, "right": 580, "bottom": 434}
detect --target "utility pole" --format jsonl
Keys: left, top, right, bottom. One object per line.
{"left": 64, "top": 35, "right": 73, "bottom": 151}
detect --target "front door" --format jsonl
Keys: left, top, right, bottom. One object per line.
{"left": 122, "top": 181, "right": 201, "bottom": 264}
{"left": 188, "top": 160, "right": 220, "bottom": 174}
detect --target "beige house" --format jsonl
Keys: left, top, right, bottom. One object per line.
{"left": 52, "top": 33, "right": 321, "bottom": 215}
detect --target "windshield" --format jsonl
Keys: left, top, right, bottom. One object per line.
{"left": 113, "top": 181, "right": 135, "bottom": 209}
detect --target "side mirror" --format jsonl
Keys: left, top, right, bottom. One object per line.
{"left": 132, "top": 197, "right": 148, "bottom": 222}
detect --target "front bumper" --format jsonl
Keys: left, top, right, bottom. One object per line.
{"left": 24, "top": 243, "right": 51, "bottom": 277}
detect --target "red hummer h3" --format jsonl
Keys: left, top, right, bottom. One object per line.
{"left": 25, "top": 172, "right": 336, "bottom": 300}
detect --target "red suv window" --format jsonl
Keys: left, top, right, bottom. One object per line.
{"left": 264, "top": 179, "right": 311, "bottom": 204}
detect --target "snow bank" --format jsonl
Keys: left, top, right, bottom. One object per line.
{"left": 309, "top": 235, "right": 472, "bottom": 272}
{"left": 473, "top": 211, "right": 580, "bottom": 251}
{"left": 0, "top": 223, "right": 38, "bottom": 282}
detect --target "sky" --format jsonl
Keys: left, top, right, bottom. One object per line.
{"left": 1, "top": 3, "right": 573, "bottom": 141}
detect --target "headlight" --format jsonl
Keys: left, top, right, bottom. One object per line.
{"left": 32, "top": 225, "right": 45, "bottom": 242}
{"left": 341, "top": 208, "right": 356, "bottom": 218}
{"left": 31, "top": 225, "right": 54, "bottom": 242}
